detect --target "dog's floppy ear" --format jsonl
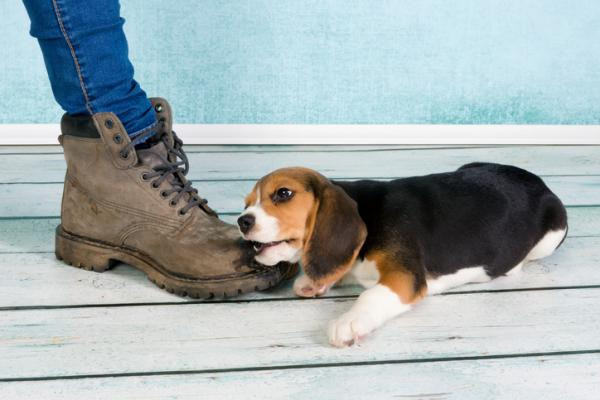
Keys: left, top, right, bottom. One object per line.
{"left": 302, "top": 182, "right": 367, "bottom": 285}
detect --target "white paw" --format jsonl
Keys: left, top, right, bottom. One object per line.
{"left": 327, "top": 311, "right": 378, "bottom": 347}
{"left": 293, "top": 275, "right": 329, "bottom": 298}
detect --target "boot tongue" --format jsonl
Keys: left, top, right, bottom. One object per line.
{"left": 136, "top": 140, "right": 170, "bottom": 169}
{"left": 137, "top": 140, "right": 185, "bottom": 189}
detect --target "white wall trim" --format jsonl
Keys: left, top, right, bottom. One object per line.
{"left": 1, "top": 124, "right": 599, "bottom": 145}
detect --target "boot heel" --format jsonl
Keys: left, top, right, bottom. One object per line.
{"left": 55, "top": 225, "right": 116, "bottom": 272}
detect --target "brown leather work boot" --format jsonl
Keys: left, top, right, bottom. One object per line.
{"left": 55, "top": 98, "right": 295, "bottom": 299}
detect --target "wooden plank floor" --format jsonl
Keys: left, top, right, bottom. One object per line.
{"left": 1, "top": 145, "right": 599, "bottom": 399}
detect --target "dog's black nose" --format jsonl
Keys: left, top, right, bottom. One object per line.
{"left": 237, "top": 214, "right": 255, "bottom": 234}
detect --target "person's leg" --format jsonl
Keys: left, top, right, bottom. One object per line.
{"left": 21, "top": 1, "right": 294, "bottom": 298}
{"left": 22, "top": 0, "right": 156, "bottom": 145}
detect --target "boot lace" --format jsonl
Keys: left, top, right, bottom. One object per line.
{"left": 122, "top": 125, "right": 217, "bottom": 217}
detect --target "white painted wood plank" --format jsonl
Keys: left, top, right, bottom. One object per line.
{"left": 2, "top": 353, "right": 598, "bottom": 400}
{"left": 2, "top": 124, "right": 600, "bottom": 145}
{"left": 1, "top": 206, "right": 597, "bottom": 254}
{"left": 1, "top": 289, "right": 599, "bottom": 379}
{"left": 1, "top": 146, "right": 599, "bottom": 183}
{"left": 0, "top": 251, "right": 331, "bottom": 306}
{"left": 1, "top": 176, "right": 598, "bottom": 218}
{"left": 0, "top": 235, "right": 594, "bottom": 308}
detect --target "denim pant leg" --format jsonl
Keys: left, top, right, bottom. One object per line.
{"left": 22, "top": 0, "right": 156, "bottom": 141}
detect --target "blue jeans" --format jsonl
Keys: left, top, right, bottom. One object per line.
{"left": 22, "top": 0, "right": 156, "bottom": 143}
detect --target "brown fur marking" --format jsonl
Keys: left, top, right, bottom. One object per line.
{"left": 369, "top": 250, "right": 427, "bottom": 304}
{"left": 244, "top": 167, "right": 321, "bottom": 249}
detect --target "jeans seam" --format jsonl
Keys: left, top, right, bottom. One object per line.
{"left": 129, "top": 120, "right": 158, "bottom": 138}
{"left": 51, "top": 0, "right": 94, "bottom": 115}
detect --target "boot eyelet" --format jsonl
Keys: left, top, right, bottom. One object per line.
{"left": 113, "top": 134, "right": 123, "bottom": 144}
{"left": 119, "top": 150, "right": 129, "bottom": 159}
{"left": 155, "top": 103, "right": 163, "bottom": 113}
{"left": 105, "top": 119, "right": 114, "bottom": 129}
{"left": 169, "top": 200, "right": 177, "bottom": 207}
{"left": 141, "top": 172, "right": 150, "bottom": 181}
{"left": 151, "top": 181, "right": 160, "bottom": 189}
{"left": 178, "top": 209, "right": 186, "bottom": 216}
{"left": 160, "top": 191, "right": 169, "bottom": 198}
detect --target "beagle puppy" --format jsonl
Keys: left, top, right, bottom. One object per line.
{"left": 237, "top": 163, "right": 568, "bottom": 347}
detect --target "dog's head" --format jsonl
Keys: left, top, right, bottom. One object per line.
{"left": 238, "top": 167, "right": 367, "bottom": 288}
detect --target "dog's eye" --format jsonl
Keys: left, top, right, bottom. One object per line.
{"left": 273, "top": 187, "right": 294, "bottom": 203}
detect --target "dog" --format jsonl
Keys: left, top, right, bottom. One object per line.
{"left": 237, "top": 163, "right": 568, "bottom": 347}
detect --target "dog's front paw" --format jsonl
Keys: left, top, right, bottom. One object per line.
{"left": 293, "top": 275, "right": 329, "bottom": 298}
{"left": 327, "top": 311, "right": 377, "bottom": 347}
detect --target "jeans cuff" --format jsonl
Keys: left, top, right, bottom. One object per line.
{"left": 128, "top": 120, "right": 158, "bottom": 146}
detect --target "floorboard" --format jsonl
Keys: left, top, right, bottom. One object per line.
{"left": 2, "top": 353, "right": 598, "bottom": 400}
{"left": 0, "top": 144, "right": 597, "bottom": 398}
{"left": 2, "top": 176, "right": 600, "bottom": 218}
{"left": 1, "top": 289, "right": 599, "bottom": 379}
{"left": 1, "top": 145, "right": 599, "bottom": 183}
{"left": 1, "top": 206, "right": 599, "bottom": 254}
{"left": 0, "top": 235, "right": 596, "bottom": 307}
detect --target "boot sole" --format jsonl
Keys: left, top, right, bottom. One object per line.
{"left": 55, "top": 225, "right": 283, "bottom": 299}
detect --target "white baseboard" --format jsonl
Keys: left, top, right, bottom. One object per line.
{"left": 0, "top": 124, "right": 599, "bottom": 145}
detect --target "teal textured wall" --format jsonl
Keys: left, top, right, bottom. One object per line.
{"left": 3, "top": 0, "right": 600, "bottom": 124}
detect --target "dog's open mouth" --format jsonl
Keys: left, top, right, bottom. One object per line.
{"left": 252, "top": 240, "right": 286, "bottom": 254}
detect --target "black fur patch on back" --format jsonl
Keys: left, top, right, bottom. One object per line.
{"left": 335, "top": 163, "right": 567, "bottom": 278}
